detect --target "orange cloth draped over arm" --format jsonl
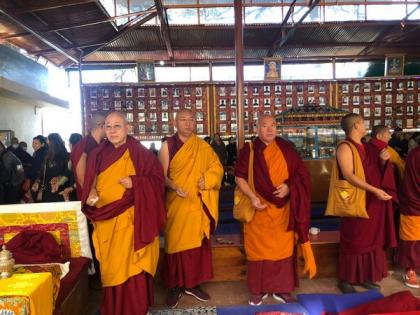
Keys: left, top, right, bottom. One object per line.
{"left": 388, "top": 146, "right": 405, "bottom": 180}
{"left": 165, "top": 135, "right": 224, "bottom": 254}
{"left": 399, "top": 215, "right": 420, "bottom": 241}
{"left": 93, "top": 150, "right": 160, "bottom": 287}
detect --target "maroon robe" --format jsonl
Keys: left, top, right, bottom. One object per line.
{"left": 82, "top": 136, "right": 166, "bottom": 314}
{"left": 235, "top": 137, "right": 311, "bottom": 294}
{"left": 70, "top": 134, "right": 99, "bottom": 200}
{"left": 338, "top": 139, "right": 397, "bottom": 284}
{"left": 397, "top": 146, "right": 420, "bottom": 269}
{"left": 164, "top": 134, "right": 214, "bottom": 289}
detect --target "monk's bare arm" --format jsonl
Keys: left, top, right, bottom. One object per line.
{"left": 75, "top": 152, "right": 87, "bottom": 187}
{"left": 337, "top": 144, "right": 391, "bottom": 200}
{"left": 158, "top": 141, "right": 175, "bottom": 190}
{"left": 158, "top": 141, "right": 188, "bottom": 197}
{"left": 235, "top": 177, "right": 267, "bottom": 209}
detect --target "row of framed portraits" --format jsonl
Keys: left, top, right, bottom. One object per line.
{"left": 89, "top": 86, "right": 205, "bottom": 99}
{"left": 340, "top": 93, "right": 420, "bottom": 106}
{"left": 339, "top": 80, "right": 419, "bottom": 94}
{"left": 83, "top": 77, "right": 420, "bottom": 138}
{"left": 217, "top": 83, "right": 329, "bottom": 97}
{"left": 128, "top": 122, "right": 208, "bottom": 136}
{"left": 89, "top": 98, "right": 206, "bottom": 111}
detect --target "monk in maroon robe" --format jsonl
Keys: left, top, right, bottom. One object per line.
{"left": 235, "top": 115, "right": 315, "bottom": 305}
{"left": 396, "top": 146, "right": 420, "bottom": 288}
{"left": 70, "top": 113, "right": 105, "bottom": 200}
{"left": 83, "top": 112, "right": 166, "bottom": 315}
{"left": 336, "top": 114, "right": 397, "bottom": 294}
{"left": 159, "top": 109, "right": 223, "bottom": 308}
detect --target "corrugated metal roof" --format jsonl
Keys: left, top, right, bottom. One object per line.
{"left": 1, "top": 0, "right": 419, "bottom": 67}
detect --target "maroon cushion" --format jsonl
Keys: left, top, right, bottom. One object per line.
{"left": 6, "top": 230, "right": 64, "bottom": 264}
{"left": 338, "top": 291, "right": 420, "bottom": 315}
{"left": 54, "top": 257, "right": 91, "bottom": 310}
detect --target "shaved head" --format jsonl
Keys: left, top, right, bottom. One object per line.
{"left": 88, "top": 113, "right": 106, "bottom": 131}
{"left": 175, "top": 109, "right": 194, "bottom": 122}
{"left": 257, "top": 114, "right": 277, "bottom": 145}
{"left": 106, "top": 111, "right": 128, "bottom": 124}
{"left": 257, "top": 114, "right": 276, "bottom": 127}
{"left": 105, "top": 111, "right": 129, "bottom": 148}
{"left": 341, "top": 113, "right": 363, "bottom": 136}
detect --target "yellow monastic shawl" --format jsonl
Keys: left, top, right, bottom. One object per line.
{"left": 93, "top": 150, "right": 159, "bottom": 287}
{"left": 388, "top": 146, "right": 405, "bottom": 180}
{"left": 165, "top": 134, "right": 224, "bottom": 254}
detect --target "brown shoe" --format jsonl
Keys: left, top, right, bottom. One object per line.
{"left": 166, "top": 287, "right": 182, "bottom": 308}
{"left": 184, "top": 286, "right": 210, "bottom": 302}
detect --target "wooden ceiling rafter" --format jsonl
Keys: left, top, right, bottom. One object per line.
{"left": 155, "top": 0, "right": 174, "bottom": 61}
{"left": 0, "top": 6, "right": 79, "bottom": 63}
{"left": 81, "top": 10, "right": 158, "bottom": 61}
{"left": 269, "top": 0, "right": 321, "bottom": 57}
{"left": 356, "top": 5, "right": 420, "bottom": 58}
{"left": 267, "top": 0, "right": 297, "bottom": 57}
{"left": 15, "top": 0, "right": 96, "bottom": 14}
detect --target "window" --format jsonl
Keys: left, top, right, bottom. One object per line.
{"left": 282, "top": 63, "right": 333, "bottom": 80}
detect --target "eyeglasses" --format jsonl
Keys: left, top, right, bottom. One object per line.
{"left": 104, "top": 124, "right": 123, "bottom": 131}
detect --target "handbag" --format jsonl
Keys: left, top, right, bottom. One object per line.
{"left": 325, "top": 141, "right": 369, "bottom": 219}
{"left": 233, "top": 143, "right": 256, "bottom": 223}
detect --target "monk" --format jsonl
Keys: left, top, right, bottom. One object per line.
{"left": 235, "top": 115, "right": 316, "bottom": 306}
{"left": 396, "top": 146, "right": 420, "bottom": 288}
{"left": 370, "top": 125, "right": 405, "bottom": 182}
{"left": 159, "top": 109, "right": 224, "bottom": 308}
{"left": 83, "top": 112, "right": 166, "bottom": 315}
{"left": 70, "top": 113, "right": 106, "bottom": 200}
{"left": 336, "top": 114, "right": 396, "bottom": 294}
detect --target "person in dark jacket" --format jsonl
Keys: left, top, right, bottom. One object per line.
{"left": 0, "top": 141, "right": 24, "bottom": 204}
{"left": 28, "top": 135, "right": 48, "bottom": 182}
{"left": 32, "top": 133, "right": 69, "bottom": 203}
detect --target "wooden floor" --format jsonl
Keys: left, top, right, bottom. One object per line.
{"left": 85, "top": 268, "right": 419, "bottom": 314}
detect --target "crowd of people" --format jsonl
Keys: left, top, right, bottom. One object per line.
{"left": 0, "top": 111, "right": 419, "bottom": 315}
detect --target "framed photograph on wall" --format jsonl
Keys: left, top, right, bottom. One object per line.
{"left": 264, "top": 58, "right": 281, "bottom": 80}
{"left": 137, "top": 62, "right": 155, "bottom": 82}
{"left": 385, "top": 55, "right": 404, "bottom": 76}
{"left": 0, "top": 130, "right": 14, "bottom": 147}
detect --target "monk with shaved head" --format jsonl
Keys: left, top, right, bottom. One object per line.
{"left": 331, "top": 113, "right": 397, "bottom": 294}
{"left": 235, "top": 115, "right": 316, "bottom": 305}
{"left": 159, "top": 109, "right": 224, "bottom": 308}
{"left": 82, "top": 111, "right": 166, "bottom": 315}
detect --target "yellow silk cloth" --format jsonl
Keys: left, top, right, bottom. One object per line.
{"left": 165, "top": 134, "right": 224, "bottom": 254}
{"left": 244, "top": 141, "right": 294, "bottom": 261}
{"left": 388, "top": 146, "right": 405, "bottom": 180}
{"left": 93, "top": 149, "right": 159, "bottom": 287}
{"left": 0, "top": 273, "right": 53, "bottom": 315}
{"left": 399, "top": 214, "right": 420, "bottom": 241}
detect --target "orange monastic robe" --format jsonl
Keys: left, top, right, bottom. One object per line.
{"left": 245, "top": 141, "right": 294, "bottom": 261}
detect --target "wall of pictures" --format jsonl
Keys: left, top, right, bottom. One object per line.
{"left": 337, "top": 77, "right": 419, "bottom": 130}
{"left": 82, "top": 76, "right": 419, "bottom": 139}
{"left": 83, "top": 83, "right": 209, "bottom": 140}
